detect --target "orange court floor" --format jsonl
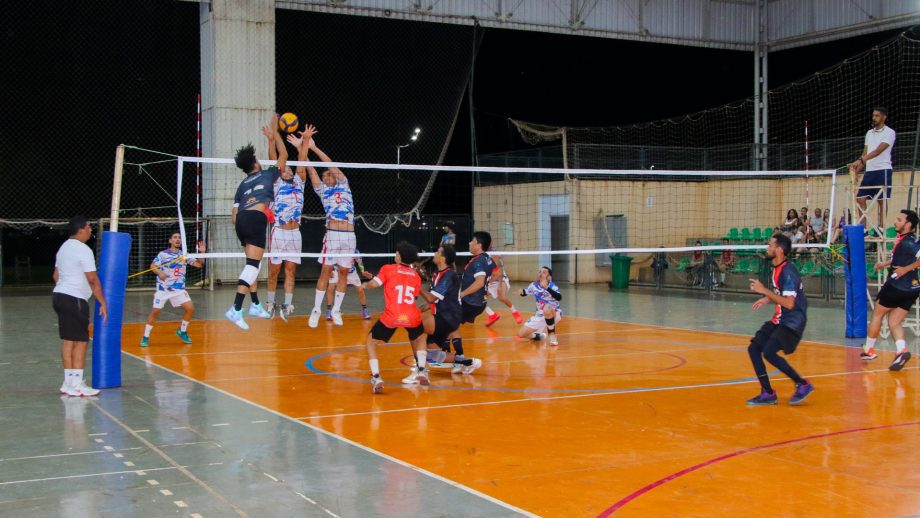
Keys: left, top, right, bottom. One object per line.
{"left": 119, "top": 293, "right": 920, "bottom": 517}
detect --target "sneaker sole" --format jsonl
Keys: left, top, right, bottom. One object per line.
{"left": 746, "top": 400, "right": 778, "bottom": 406}
{"left": 418, "top": 376, "right": 430, "bottom": 386}
{"left": 890, "top": 352, "right": 911, "bottom": 371}
{"left": 789, "top": 388, "right": 815, "bottom": 405}
{"left": 484, "top": 319, "right": 499, "bottom": 327}
{"left": 372, "top": 384, "right": 384, "bottom": 394}
{"left": 861, "top": 354, "right": 877, "bottom": 360}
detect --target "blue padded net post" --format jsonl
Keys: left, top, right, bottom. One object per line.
{"left": 844, "top": 225, "right": 867, "bottom": 338}
{"left": 92, "top": 231, "right": 131, "bottom": 388}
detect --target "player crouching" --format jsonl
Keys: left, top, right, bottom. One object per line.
{"left": 516, "top": 266, "right": 562, "bottom": 346}
{"left": 361, "top": 242, "right": 429, "bottom": 393}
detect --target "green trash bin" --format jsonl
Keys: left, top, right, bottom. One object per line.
{"left": 609, "top": 254, "right": 633, "bottom": 289}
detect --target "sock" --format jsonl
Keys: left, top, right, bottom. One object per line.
{"left": 758, "top": 373, "right": 773, "bottom": 393}
{"left": 362, "top": 304, "right": 367, "bottom": 309}
{"left": 74, "top": 369, "right": 84, "bottom": 386}
{"left": 327, "top": 304, "right": 332, "bottom": 311}
{"left": 415, "top": 351, "right": 427, "bottom": 370}
{"left": 180, "top": 320, "right": 189, "bottom": 332}
{"left": 314, "top": 289, "right": 325, "bottom": 311}
{"left": 369, "top": 359, "right": 380, "bottom": 376}
{"left": 866, "top": 337, "right": 877, "bottom": 351}
{"left": 451, "top": 338, "right": 464, "bottom": 357}
{"left": 284, "top": 292, "right": 294, "bottom": 306}
{"left": 266, "top": 291, "right": 276, "bottom": 305}
{"left": 896, "top": 339, "right": 907, "bottom": 353}
{"left": 63, "top": 369, "right": 75, "bottom": 387}
{"left": 485, "top": 306, "right": 496, "bottom": 316}
{"left": 510, "top": 305, "right": 517, "bottom": 313}
{"left": 234, "top": 292, "right": 245, "bottom": 311}
{"left": 144, "top": 324, "right": 153, "bottom": 338}
{"left": 333, "top": 291, "right": 345, "bottom": 312}
{"left": 250, "top": 291, "right": 260, "bottom": 305}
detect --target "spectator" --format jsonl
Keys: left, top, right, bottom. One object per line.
{"left": 792, "top": 225, "right": 806, "bottom": 245}
{"left": 651, "top": 248, "right": 669, "bottom": 287}
{"left": 689, "top": 241, "right": 705, "bottom": 286}
{"left": 781, "top": 209, "right": 800, "bottom": 236}
{"left": 831, "top": 211, "right": 848, "bottom": 243}
{"left": 810, "top": 208, "right": 827, "bottom": 242}
{"left": 718, "top": 238, "right": 735, "bottom": 286}
{"left": 440, "top": 221, "right": 456, "bottom": 247}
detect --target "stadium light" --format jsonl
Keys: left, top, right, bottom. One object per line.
{"left": 397, "top": 127, "right": 422, "bottom": 165}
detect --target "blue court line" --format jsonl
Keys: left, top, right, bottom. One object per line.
{"left": 303, "top": 340, "right": 780, "bottom": 394}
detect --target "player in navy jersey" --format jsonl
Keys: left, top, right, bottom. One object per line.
{"left": 141, "top": 233, "right": 205, "bottom": 346}
{"left": 746, "top": 233, "right": 815, "bottom": 405}
{"left": 861, "top": 210, "right": 920, "bottom": 371}
{"left": 440, "top": 231, "right": 494, "bottom": 373}
{"left": 287, "top": 130, "right": 356, "bottom": 328}
{"left": 516, "top": 266, "right": 563, "bottom": 346}
{"left": 225, "top": 115, "right": 288, "bottom": 330}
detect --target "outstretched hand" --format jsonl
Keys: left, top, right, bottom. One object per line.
{"left": 286, "top": 132, "right": 303, "bottom": 149}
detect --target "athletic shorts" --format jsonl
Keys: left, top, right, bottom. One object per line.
{"left": 751, "top": 321, "right": 802, "bottom": 355}
{"left": 235, "top": 210, "right": 268, "bottom": 249}
{"left": 461, "top": 302, "right": 487, "bottom": 324}
{"left": 523, "top": 311, "right": 563, "bottom": 334}
{"left": 370, "top": 319, "right": 424, "bottom": 342}
{"left": 427, "top": 313, "right": 461, "bottom": 348}
{"left": 857, "top": 169, "right": 893, "bottom": 200}
{"left": 318, "top": 230, "right": 357, "bottom": 269}
{"left": 877, "top": 284, "right": 918, "bottom": 312}
{"left": 52, "top": 292, "right": 90, "bottom": 342}
{"left": 269, "top": 227, "right": 302, "bottom": 265}
{"left": 330, "top": 268, "right": 361, "bottom": 287}
{"left": 152, "top": 289, "right": 191, "bottom": 309}
{"left": 487, "top": 275, "right": 511, "bottom": 299}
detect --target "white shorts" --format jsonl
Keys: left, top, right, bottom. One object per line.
{"left": 487, "top": 275, "right": 510, "bottom": 299}
{"left": 152, "top": 289, "right": 191, "bottom": 309}
{"left": 330, "top": 268, "right": 362, "bottom": 287}
{"left": 269, "top": 227, "right": 303, "bottom": 265}
{"left": 524, "top": 311, "right": 562, "bottom": 333}
{"left": 318, "top": 230, "right": 357, "bottom": 269}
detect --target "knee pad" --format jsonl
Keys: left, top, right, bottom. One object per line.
{"left": 426, "top": 349, "right": 446, "bottom": 364}
{"left": 239, "top": 261, "right": 261, "bottom": 286}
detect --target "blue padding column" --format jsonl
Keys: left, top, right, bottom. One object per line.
{"left": 844, "top": 225, "right": 867, "bottom": 338}
{"left": 92, "top": 231, "right": 131, "bottom": 388}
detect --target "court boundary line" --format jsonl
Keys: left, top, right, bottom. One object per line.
{"left": 119, "top": 350, "right": 537, "bottom": 518}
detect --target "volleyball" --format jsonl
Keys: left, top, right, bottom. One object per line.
{"left": 279, "top": 112, "right": 299, "bottom": 133}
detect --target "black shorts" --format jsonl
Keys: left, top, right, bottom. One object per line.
{"left": 235, "top": 209, "right": 268, "bottom": 249}
{"left": 427, "top": 313, "right": 460, "bottom": 348}
{"left": 752, "top": 321, "right": 803, "bottom": 355}
{"left": 370, "top": 319, "right": 425, "bottom": 343}
{"left": 52, "top": 292, "right": 90, "bottom": 342}
{"left": 461, "top": 302, "right": 486, "bottom": 324}
{"left": 877, "top": 284, "right": 918, "bottom": 312}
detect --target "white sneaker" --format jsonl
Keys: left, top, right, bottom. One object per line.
{"left": 264, "top": 302, "right": 275, "bottom": 318}
{"left": 548, "top": 333, "right": 558, "bottom": 346}
{"left": 461, "top": 358, "right": 483, "bottom": 375}
{"left": 278, "top": 304, "right": 294, "bottom": 322}
{"left": 308, "top": 308, "right": 321, "bottom": 328}
{"left": 332, "top": 310, "right": 344, "bottom": 326}
{"left": 225, "top": 307, "right": 249, "bottom": 330}
{"left": 417, "top": 368, "right": 430, "bottom": 386}
{"left": 451, "top": 357, "right": 466, "bottom": 374}
{"left": 65, "top": 382, "right": 100, "bottom": 397}
{"left": 249, "top": 303, "right": 271, "bottom": 319}
{"left": 371, "top": 375, "right": 384, "bottom": 394}
{"left": 402, "top": 370, "right": 420, "bottom": 384}
{"left": 59, "top": 383, "right": 70, "bottom": 395}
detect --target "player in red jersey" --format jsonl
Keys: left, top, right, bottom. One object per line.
{"left": 361, "top": 241, "right": 429, "bottom": 393}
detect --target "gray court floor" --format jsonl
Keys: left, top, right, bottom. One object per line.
{"left": 0, "top": 282, "right": 883, "bottom": 517}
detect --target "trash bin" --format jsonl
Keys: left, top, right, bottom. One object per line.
{"left": 609, "top": 254, "right": 633, "bottom": 289}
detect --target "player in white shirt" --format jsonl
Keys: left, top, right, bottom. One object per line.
{"left": 263, "top": 124, "right": 316, "bottom": 321}
{"left": 516, "top": 266, "right": 563, "bottom": 346}
{"left": 483, "top": 249, "right": 524, "bottom": 327}
{"left": 140, "top": 232, "right": 205, "bottom": 346}
{"left": 850, "top": 107, "right": 896, "bottom": 231}
{"left": 325, "top": 249, "right": 374, "bottom": 320}
{"left": 52, "top": 216, "right": 108, "bottom": 397}
{"left": 287, "top": 130, "right": 356, "bottom": 327}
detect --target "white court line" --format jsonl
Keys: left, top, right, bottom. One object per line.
{"left": 0, "top": 465, "right": 182, "bottom": 486}
{"left": 87, "top": 433, "right": 108, "bottom": 437}
{"left": 298, "top": 364, "right": 920, "bottom": 420}
{"left": 263, "top": 473, "right": 279, "bottom": 482}
{"left": 122, "top": 350, "right": 537, "bottom": 518}
{"left": 161, "top": 489, "right": 173, "bottom": 496}
{"left": 251, "top": 420, "right": 268, "bottom": 424}
{"left": 1, "top": 447, "right": 144, "bottom": 462}
{"left": 133, "top": 429, "right": 150, "bottom": 433}
{"left": 147, "top": 479, "right": 159, "bottom": 486}
{"left": 211, "top": 423, "right": 230, "bottom": 427}
{"left": 174, "top": 501, "right": 188, "bottom": 508}
{"left": 113, "top": 453, "right": 123, "bottom": 459}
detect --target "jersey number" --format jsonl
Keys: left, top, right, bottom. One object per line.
{"left": 394, "top": 285, "right": 416, "bottom": 304}
{"left": 334, "top": 192, "right": 343, "bottom": 205}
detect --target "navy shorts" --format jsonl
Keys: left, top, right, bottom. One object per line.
{"left": 857, "top": 169, "right": 893, "bottom": 200}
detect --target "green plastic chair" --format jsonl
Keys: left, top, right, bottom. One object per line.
{"left": 763, "top": 227, "right": 775, "bottom": 241}
{"left": 740, "top": 228, "right": 752, "bottom": 242}
{"left": 799, "top": 261, "right": 815, "bottom": 276}
{"left": 752, "top": 227, "right": 763, "bottom": 241}
{"left": 726, "top": 228, "right": 740, "bottom": 241}
{"left": 675, "top": 257, "right": 692, "bottom": 271}
{"left": 886, "top": 226, "right": 897, "bottom": 238}
{"left": 731, "top": 259, "right": 749, "bottom": 273}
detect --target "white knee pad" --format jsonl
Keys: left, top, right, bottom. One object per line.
{"left": 239, "top": 264, "right": 260, "bottom": 286}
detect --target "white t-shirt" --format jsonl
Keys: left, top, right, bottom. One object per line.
{"left": 53, "top": 239, "right": 97, "bottom": 300}
{"left": 865, "top": 125, "right": 896, "bottom": 171}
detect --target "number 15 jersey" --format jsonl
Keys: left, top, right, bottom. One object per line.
{"left": 374, "top": 263, "right": 422, "bottom": 328}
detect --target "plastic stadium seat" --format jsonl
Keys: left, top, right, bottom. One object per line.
{"left": 740, "top": 228, "right": 752, "bottom": 242}
{"left": 753, "top": 227, "right": 763, "bottom": 241}
{"left": 675, "top": 257, "right": 691, "bottom": 271}
{"left": 799, "top": 261, "right": 815, "bottom": 275}
{"left": 763, "top": 227, "right": 775, "bottom": 240}
{"left": 886, "top": 226, "right": 897, "bottom": 238}
{"left": 726, "top": 228, "right": 740, "bottom": 241}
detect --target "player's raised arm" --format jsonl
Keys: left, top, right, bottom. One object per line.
{"left": 309, "top": 141, "right": 346, "bottom": 183}
{"left": 287, "top": 128, "right": 321, "bottom": 189}
{"left": 272, "top": 115, "right": 289, "bottom": 173}
{"left": 262, "top": 121, "right": 277, "bottom": 161}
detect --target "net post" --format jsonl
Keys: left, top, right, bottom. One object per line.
{"left": 176, "top": 157, "right": 188, "bottom": 258}
{"left": 110, "top": 144, "right": 125, "bottom": 232}
{"left": 844, "top": 225, "right": 867, "bottom": 338}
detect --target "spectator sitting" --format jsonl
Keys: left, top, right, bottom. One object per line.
{"left": 718, "top": 238, "right": 735, "bottom": 286}
{"left": 781, "top": 209, "right": 800, "bottom": 237}
{"left": 792, "top": 225, "right": 806, "bottom": 244}
{"left": 689, "top": 241, "right": 705, "bottom": 286}
{"left": 810, "top": 208, "right": 827, "bottom": 242}
{"left": 831, "top": 211, "right": 847, "bottom": 243}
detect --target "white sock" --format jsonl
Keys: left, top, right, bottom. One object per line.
{"left": 284, "top": 292, "right": 294, "bottom": 306}
{"left": 144, "top": 324, "right": 153, "bottom": 338}
{"left": 266, "top": 292, "right": 276, "bottom": 305}
{"left": 510, "top": 305, "right": 517, "bottom": 312}
{"left": 866, "top": 337, "right": 877, "bottom": 350}
{"left": 313, "top": 289, "right": 325, "bottom": 311}
{"left": 485, "top": 306, "right": 496, "bottom": 316}
{"left": 415, "top": 351, "right": 427, "bottom": 370}
{"left": 74, "top": 369, "right": 84, "bottom": 386}
{"left": 333, "top": 291, "right": 345, "bottom": 312}
{"left": 63, "top": 369, "right": 75, "bottom": 387}
{"left": 896, "top": 340, "right": 907, "bottom": 353}
{"left": 180, "top": 320, "right": 189, "bottom": 332}
{"left": 369, "top": 359, "right": 380, "bottom": 376}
